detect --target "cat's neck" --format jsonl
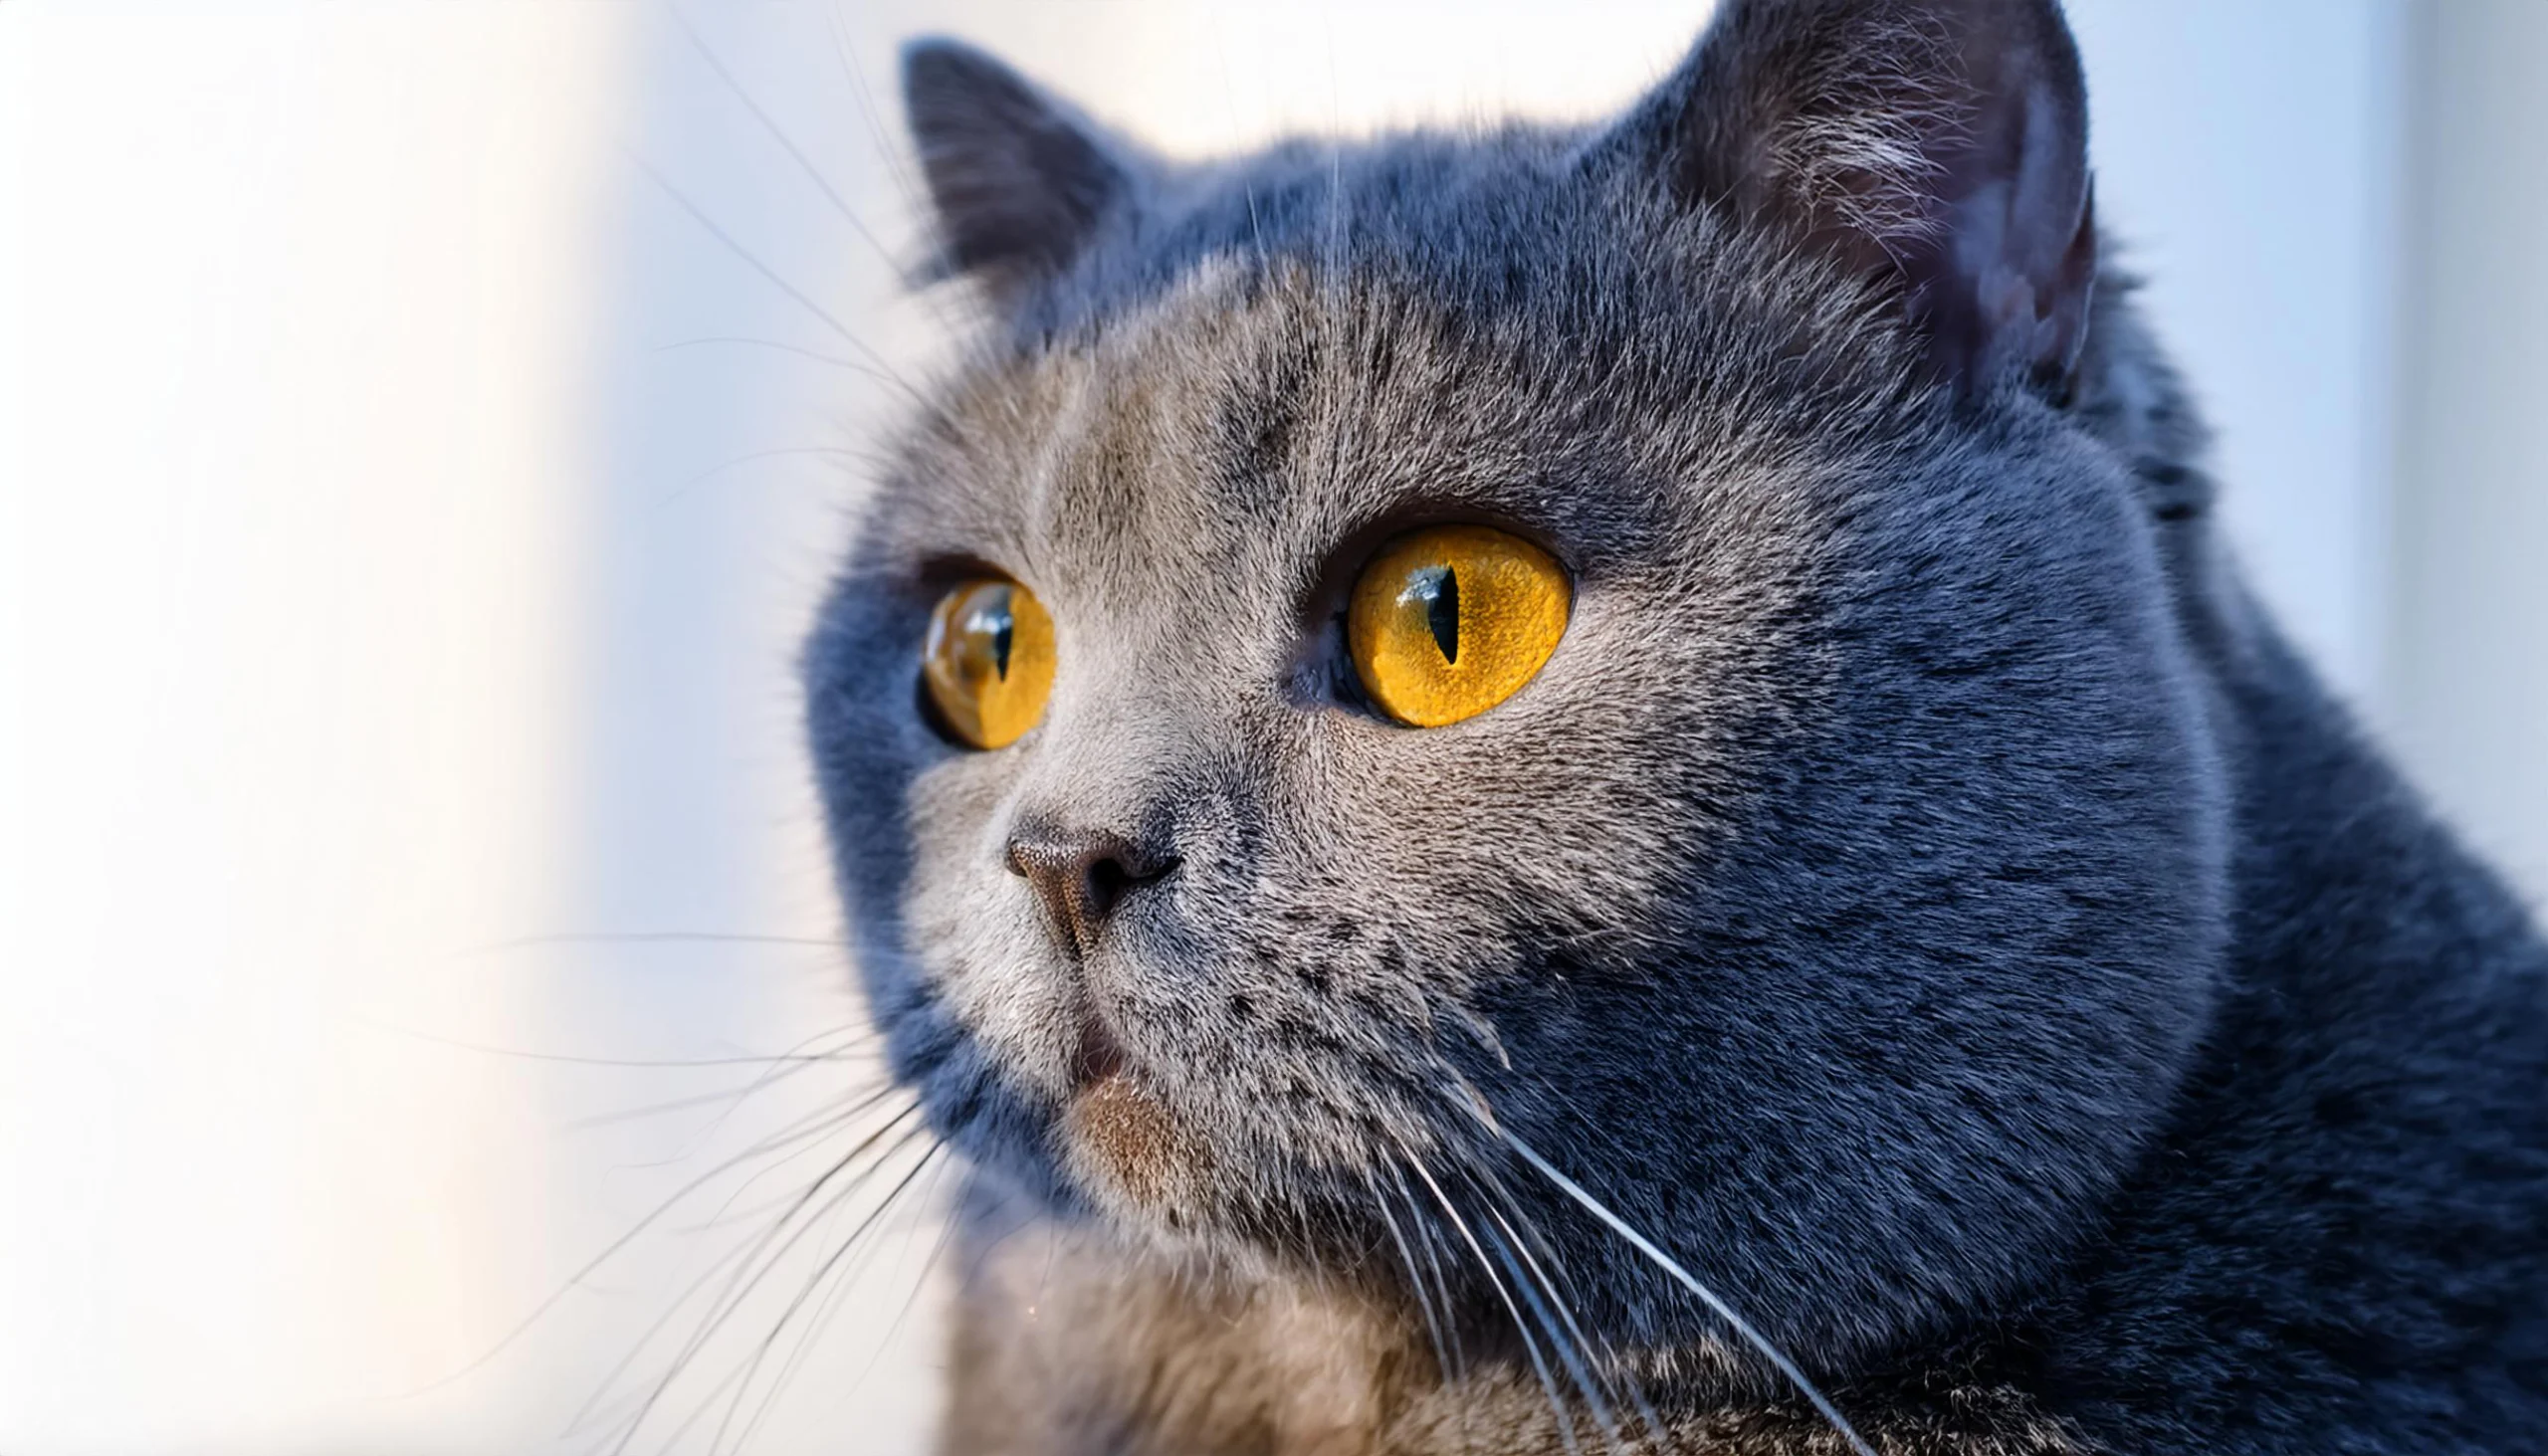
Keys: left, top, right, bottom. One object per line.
{"left": 2005, "top": 582, "right": 2548, "bottom": 1445}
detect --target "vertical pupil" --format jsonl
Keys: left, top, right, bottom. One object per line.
{"left": 1411, "top": 565, "right": 1459, "bottom": 664}
{"left": 971, "top": 587, "right": 1014, "bottom": 682}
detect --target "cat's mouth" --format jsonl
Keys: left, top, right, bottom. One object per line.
{"left": 1059, "top": 1005, "right": 1210, "bottom": 1210}
{"left": 1069, "top": 1007, "right": 1130, "bottom": 1090}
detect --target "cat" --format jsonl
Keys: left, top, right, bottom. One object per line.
{"left": 800, "top": 0, "right": 2548, "bottom": 1450}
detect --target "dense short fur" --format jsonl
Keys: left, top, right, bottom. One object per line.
{"left": 803, "top": 1, "right": 2548, "bottom": 1450}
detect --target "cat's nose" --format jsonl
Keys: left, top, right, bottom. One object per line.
{"left": 1004, "top": 824, "right": 1178, "bottom": 956}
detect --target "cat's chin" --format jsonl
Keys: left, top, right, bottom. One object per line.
{"left": 1058, "top": 1069, "right": 1213, "bottom": 1215}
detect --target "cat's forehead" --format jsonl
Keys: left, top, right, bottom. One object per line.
{"left": 877, "top": 180, "right": 1941, "bottom": 634}
{"left": 894, "top": 259, "right": 1590, "bottom": 620}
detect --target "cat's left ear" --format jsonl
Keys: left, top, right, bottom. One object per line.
{"left": 1592, "top": 0, "right": 2097, "bottom": 397}
{"left": 902, "top": 38, "right": 1145, "bottom": 307}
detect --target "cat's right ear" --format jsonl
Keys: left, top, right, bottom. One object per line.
{"left": 901, "top": 38, "right": 1142, "bottom": 308}
{"left": 1591, "top": 0, "right": 2097, "bottom": 399}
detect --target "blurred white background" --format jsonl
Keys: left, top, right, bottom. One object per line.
{"left": 3, "top": 3, "right": 2540, "bottom": 1453}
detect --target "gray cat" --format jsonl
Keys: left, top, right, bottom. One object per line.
{"left": 801, "top": 0, "right": 2548, "bottom": 1450}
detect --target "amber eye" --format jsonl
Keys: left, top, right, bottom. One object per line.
{"left": 1347, "top": 524, "right": 1569, "bottom": 728}
{"left": 922, "top": 578, "right": 1056, "bottom": 749}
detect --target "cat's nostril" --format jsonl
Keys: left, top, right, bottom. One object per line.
{"left": 1085, "top": 855, "right": 1137, "bottom": 919}
{"left": 1003, "top": 826, "right": 1178, "bottom": 955}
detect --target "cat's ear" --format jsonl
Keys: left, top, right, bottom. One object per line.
{"left": 901, "top": 38, "right": 1142, "bottom": 306}
{"left": 1594, "top": 0, "right": 2096, "bottom": 396}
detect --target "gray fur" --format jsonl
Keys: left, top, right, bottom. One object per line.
{"left": 803, "top": 1, "right": 2548, "bottom": 1450}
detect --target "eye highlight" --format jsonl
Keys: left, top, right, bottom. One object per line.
{"left": 923, "top": 578, "right": 1055, "bottom": 749}
{"left": 1348, "top": 524, "right": 1569, "bottom": 728}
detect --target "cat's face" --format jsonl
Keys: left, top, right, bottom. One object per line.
{"left": 807, "top": 0, "right": 2230, "bottom": 1374}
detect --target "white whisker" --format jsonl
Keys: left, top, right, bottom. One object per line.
{"left": 1470, "top": 1177, "right": 1637, "bottom": 1453}
{"left": 1476, "top": 1160, "right": 1669, "bottom": 1444}
{"left": 1386, "top": 1161, "right": 1471, "bottom": 1384}
{"left": 1366, "top": 1166, "right": 1455, "bottom": 1382}
{"left": 628, "top": 154, "right": 923, "bottom": 403}
{"left": 1477, "top": 1205, "right": 1624, "bottom": 1454}
{"left": 671, "top": 6, "right": 892, "bottom": 270}
{"left": 1405, "top": 1150, "right": 1587, "bottom": 1456}
{"left": 569, "top": 1108, "right": 929, "bottom": 1447}
{"left": 704, "top": 1144, "right": 946, "bottom": 1456}
{"left": 1492, "top": 1124, "right": 1878, "bottom": 1456}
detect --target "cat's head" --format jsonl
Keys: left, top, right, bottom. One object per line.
{"left": 806, "top": 0, "right": 2229, "bottom": 1379}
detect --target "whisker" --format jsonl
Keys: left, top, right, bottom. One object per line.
{"left": 1405, "top": 1150, "right": 1585, "bottom": 1456}
{"left": 396, "top": 1093, "right": 901, "bottom": 1400}
{"left": 676, "top": 4, "right": 977, "bottom": 358}
{"left": 567, "top": 1058, "right": 845, "bottom": 1132}
{"left": 562, "top": 1105, "right": 923, "bottom": 1431}
{"left": 1205, "top": 8, "right": 1268, "bottom": 270}
{"left": 582, "top": 1117, "right": 934, "bottom": 1452}
{"left": 611, "top": 1037, "right": 892, "bottom": 1175}
{"left": 1385, "top": 1160, "right": 1468, "bottom": 1384}
{"left": 751, "top": 1147, "right": 961, "bottom": 1453}
{"left": 823, "top": 6, "right": 932, "bottom": 234}
{"left": 566, "top": 1221, "right": 786, "bottom": 1449}
{"left": 1471, "top": 1181, "right": 1626, "bottom": 1454}
{"left": 1491, "top": 1123, "right": 1878, "bottom": 1456}
{"left": 351, "top": 1016, "right": 867, "bottom": 1070}
{"left": 1365, "top": 1165, "right": 1454, "bottom": 1383}
{"left": 671, "top": 7, "right": 893, "bottom": 270}
{"left": 648, "top": 1081, "right": 907, "bottom": 1207}
{"left": 650, "top": 335, "right": 903, "bottom": 378}
{"left": 1470, "top": 1158, "right": 1667, "bottom": 1443}
{"left": 628, "top": 154, "right": 923, "bottom": 403}
{"left": 459, "top": 929, "right": 845, "bottom": 956}
{"left": 700, "top": 1143, "right": 946, "bottom": 1456}
{"left": 662, "top": 445, "right": 866, "bottom": 505}
{"left": 665, "top": 1175, "right": 858, "bottom": 1238}
{"left": 614, "top": 1350, "right": 754, "bottom": 1456}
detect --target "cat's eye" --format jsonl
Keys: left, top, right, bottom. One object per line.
{"left": 1348, "top": 524, "right": 1569, "bottom": 728}
{"left": 923, "top": 578, "right": 1055, "bottom": 749}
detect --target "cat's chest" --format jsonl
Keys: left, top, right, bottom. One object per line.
{"left": 941, "top": 1213, "right": 1410, "bottom": 1456}
{"left": 938, "top": 1213, "right": 2093, "bottom": 1456}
